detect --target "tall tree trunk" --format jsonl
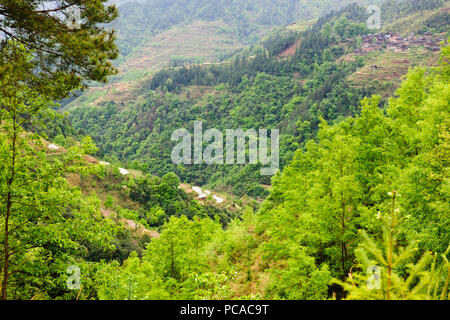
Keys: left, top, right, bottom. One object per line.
{"left": 387, "top": 194, "right": 396, "bottom": 300}
{"left": 2, "top": 110, "right": 17, "bottom": 300}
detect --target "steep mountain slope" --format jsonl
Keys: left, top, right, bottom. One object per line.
{"left": 3, "top": 0, "right": 448, "bottom": 302}
{"left": 64, "top": 0, "right": 384, "bottom": 98}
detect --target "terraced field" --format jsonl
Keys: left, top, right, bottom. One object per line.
{"left": 63, "top": 19, "right": 246, "bottom": 111}
{"left": 348, "top": 47, "right": 440, "bottom": 97}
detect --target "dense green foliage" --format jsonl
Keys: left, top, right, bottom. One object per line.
{"left": 69, "top": 4, "right": 381, "bottom": 196}
{"left": 335, "top": 191, "right": 450, "bottom": 300}
{"left": 128, "top": 172, "right": 237, "bottom": 227}
{"left": 114, "top": 0, "right": 379, "bottom": 57}
{"left": 0, "top": 43, "right": 118, "bottom": 300}
{"left": 257, "top": 45, "right": 450, "bottom": 298}
{"left": 64, "top": 0, "right": 449, "bottom": 197}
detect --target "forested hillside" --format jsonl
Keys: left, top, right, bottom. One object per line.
{"left": 65, "top": 0, "right": 449, "bottom": 197}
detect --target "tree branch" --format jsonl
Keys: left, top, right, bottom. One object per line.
{"left": 0, "top": 26, "right": 64, "bottom": 57}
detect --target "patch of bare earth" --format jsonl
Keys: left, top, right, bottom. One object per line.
{"left": 278, "top": 40, "right": 301, "bottom": 58}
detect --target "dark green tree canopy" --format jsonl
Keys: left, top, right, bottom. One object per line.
{"left": 0, "top": 0, "right": 118, "bottom": 98}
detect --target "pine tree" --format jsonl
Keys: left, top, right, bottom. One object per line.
{"left": 335, "top": 190, "right": 450, "bottom": 300}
